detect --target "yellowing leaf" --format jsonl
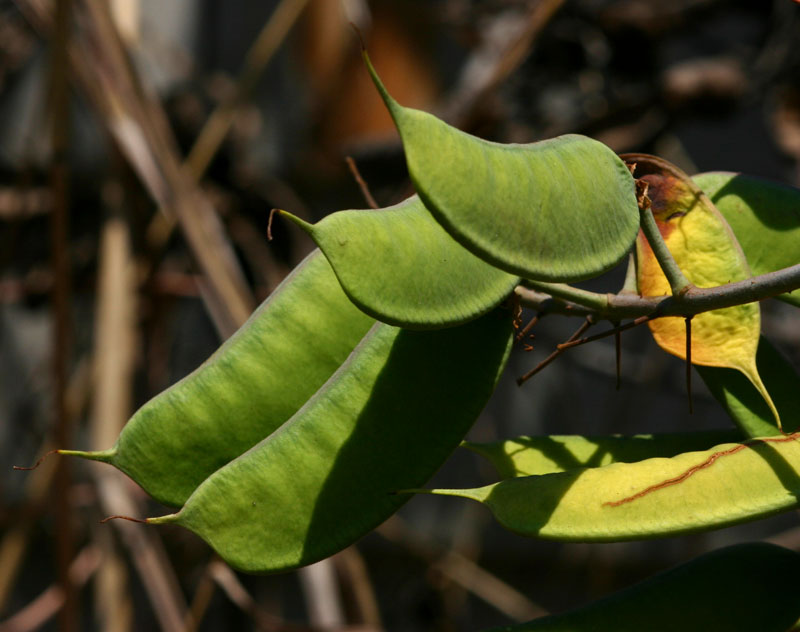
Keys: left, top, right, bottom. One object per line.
{"left": 627, "top": 154, "right": 780, "bottom": 427}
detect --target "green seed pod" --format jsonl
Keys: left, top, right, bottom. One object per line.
{"left": 149, "top": 310, "right": 514, "bottom": 573}
{"left": 363, "top": 53, "right": 640, "bottom": 282}
{"left": 61, "top": 252, "right": 374, "bottom": 506}
{"left": 283, "top": 195, "right": 519, "bottom": 329}
{"left": 426, "top": 434, "right": 800, "bottom": 541}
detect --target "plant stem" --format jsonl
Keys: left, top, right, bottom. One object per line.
{"left": 639, "top": 206, "right": 693, "bottom": 295}
{"left": 621, "top": 252, "right": 638, "bottom": 294}
{"left": 517, "top": 261, "right": 800, "bottom": 321}
{"left": 522, "top": 280, "right": 609, "bottom": 311}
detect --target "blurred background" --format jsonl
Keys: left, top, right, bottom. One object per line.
{"left": 1, "top": 0, "right": 799, "bottom": 630}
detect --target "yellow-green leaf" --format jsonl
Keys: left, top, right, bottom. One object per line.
{"left": 693, "top": 171, "right": 800, "bottom": 307}
{"left": 627, "top": 154, "right": 779, "bottom": 427}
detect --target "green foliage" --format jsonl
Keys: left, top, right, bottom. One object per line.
{"left": 694, "top": 171, "right": 800, "bottom": 307}
{"left": 150, "top": 312, "right": 512, "bottom": 572}
{"left": 363, "top": 53, "right": 641, "bottom": 283}
{"left": 57, "top": 52, "right": 800, "bottom": 627}
{"left": 282, "top": 195, "right": 519, "bottom": 328}
{"left": 60, "top": 252, "right": 374, "bottom": 506}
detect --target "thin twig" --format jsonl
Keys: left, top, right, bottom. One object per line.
{"left": 614, "top": 324, "right": 622, "bottom": 391}
{"left": 145, "top": 0, "right": 312, "bottom": 268}
{"left": 0, "top": 547, "right": 100, "bottom": 632}
{"left": 639, "top": 203, "right": 693, "bottom": 295}
{"left": 208, "top": 561, "right": 323, "bottom": 632}
{"left": 182, "top": 566, "right": 216, "bottom": 632}
{"left": 556, "top": 316, "right": 653, "bottom": 352}
{"left": 376, "top": 516, "right": 545, "bottom": 622}
{"left": 446, "top": 0, "right": 567, "bottom": 127}
{"left": 48, "top": 0, "right": 76, "bottom": 628}
{"left": 522, "top": 279, "right": 609, "bottom": 312}
{"left": 516, "top": 261, "right": 800, "bottom": 321}
{"left": 92, "top": 208, "right": 136, "bottom": 631}
{"left": 0, "top": 360, "right": 91, "bottom": 613}
{"left": 332, "top": 548, "right": 382, "bottom": 629}
{"left": 685, "top": 316, "right": 693, "bottom": 414}
{"left": 515, "top": 313, "right": 540, "bottom": 342}
{"left": 345, "top": 156, "right": 379, "bottom": 209}
{"left": 17, "top": 0, "right": 257, "bottom": 337}
{"left": 186, "top": 0, "right": 312, "bottom": 179}
{"left": 517, "top": 317, "right": 594, "bottom": 385}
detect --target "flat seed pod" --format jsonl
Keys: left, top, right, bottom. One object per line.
{"left": 489, "top": 543, "right": 800, "bottom": 632}
{"left": 282, "top": 195, "right": 519, "bottom": 328}
{"left": 693, "top": 171, "right": 800, "bottom": 307}
{"left": 61, "top": 252, "right": 374, "bottom": 507}
{"left": 462, "top": 430, "right": 741, "bottom": 479}
{"left": 697, "top": 336, "right": 800, "bottom": 438}
{"left": 363, "top": 53, "right": 640, "bottom": 282}
{"left": 425, "top": 433, "right": 800, "bottom": 541}
{"left": 149, "top": 310, "right": 513, "bottom": 573}
{"left": 627, "top": 154, "right": 780, "bottom": 426}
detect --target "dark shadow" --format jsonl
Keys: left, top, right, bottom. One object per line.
{"left": 300, "top": 310, "right": 513, "bottom": 566}
{"left": 487, "top": 543, "right": 800, "bottom": 631}
{"left": 482, "top": 468, "right": 586, "bottom": 538}
{"left": 749, "top": 440, "right": 800, "bottom": 505}
{"left": 469, "top": 429, "right": 741, "bottom": 478}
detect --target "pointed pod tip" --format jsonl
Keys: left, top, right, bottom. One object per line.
{"left": 393, "top": 488, "right": 430, "bottom": 496}
{"left": 425, "top": 486, "right": 495, "bottom": 503}
{"left": 359, "top": 47, "right": 399, "bottom": 116}
{"left": 146, "top": 513, "right": 180, "bottom": 526}
{"left": 277, "top": 210, "right": 313, "bottom": 235}
{"left": 57, "top": 447, "right": 116, "bottom": 464}
{"left": 348, "top": 22, "right": 366, "bottom": 52}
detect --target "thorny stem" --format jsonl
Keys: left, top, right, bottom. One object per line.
{"left": 522, "top": 280, "right": 609, "bottom": 311}
{"left": 517, "top": 317, "right": 594, "bottom": 385}
{"left": 556, "top": 316, "right": 653, "bottom": 351}
{"left": 614, "top": 325, "right": 621, "bottom": 391}
{"left": 345, "top": 156, "right": 379, "bottom": 210}
{"left": 516, "top": 313, "right": 540, "bottom": 342}
{"left": 686, "top": 316, "right": 693, "bottom": 414}
{"left": 637, "top": 179, "right": 693, "bottom": 295}
{"left": 516, "top": 261, "right": 800, "bottom": 322}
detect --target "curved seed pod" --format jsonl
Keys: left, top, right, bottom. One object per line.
{"left": 282, "top": 196, "right": 519, "bottom": 328}
{"left": 61, "top": 252, "right": 374, "bottom": 507}
{"left": 363, "top": 53, "right": 640, "bottom": 282}
{"left": 697, "top": 336, "right": 800, "bottom": 438}
{"left": 489, "top": 543, "right": 800, "bottom": 632}
{"left": 627, "top": 154, "right": 780, "bottom": 427}
{"left": 463, "top": 430, "right": 741, "bottom": 479}
{"left": 148, "top": 310, "right": 513, "bottom": 573}
{"left": 424, "top": 433, "right": 800, "bottom": 541}
{"left": 693, "top": 171, "right": 800, "bottom": 307}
